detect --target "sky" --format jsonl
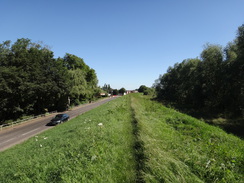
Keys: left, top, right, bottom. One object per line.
{"left": 1, "top": 0, "right": 243, "bottom": 90}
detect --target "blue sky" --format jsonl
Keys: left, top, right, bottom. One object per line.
{"left": 1, "top": 0, "right": 243, "bottom": 90}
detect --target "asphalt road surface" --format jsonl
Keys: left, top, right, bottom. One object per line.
{"left": 0, "top": 97, "right": 118, "bottom": 152}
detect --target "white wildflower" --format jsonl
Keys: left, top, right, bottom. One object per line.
{"left": 220, "top": 163, "right": 225, "bottom": 169}
{"left": 40, "top": 144, "right": 42, "bottom": 148}
{"left": 206, "top": 160, "right": 211, "bottom": 168}
{"left": 91, "top": 155, "right": 97, "bottom": 161}
{"left": 98, "top": 123, "right": 103, "bottom": 126}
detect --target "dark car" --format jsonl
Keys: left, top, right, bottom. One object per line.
{"left": 47, "top": 114, "right": 69, "bottom": 126}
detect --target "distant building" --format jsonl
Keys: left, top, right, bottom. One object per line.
{"left": 100, "top": 93, "right": 106, "bottom": 97}
{"left": 126, "top": 90, "right": 138, "bottom": 94}
{"left": 99, "top": 93, "right": 111, "bottom": 97}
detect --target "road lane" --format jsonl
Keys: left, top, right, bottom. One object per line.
{"left": 21, "top": 128, "right": 40, "bottom": 136}
{"left": 0, "top": 97, "right": 118, "bottom": 152}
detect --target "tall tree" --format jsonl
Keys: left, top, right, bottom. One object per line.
{"left": 199, "top": 44, "right": 224, "bottom": 112}
{"left": 0, "top": 39, "right": 69, "bottom": 121}
{"left": 62, "top": 53, "right": 99, "bottom": 105}
{"left": 233, "top": 24, "right": 244, "bottom": 115}
{"left": 154, "top": 24, "right": 244, "bottom": 118}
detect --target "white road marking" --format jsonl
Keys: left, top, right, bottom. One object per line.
{"left": 0, "top": 137, "right": 16, "bottom": 145}
{"left": 21, "top": 128, "right": 40, "bottom": 136}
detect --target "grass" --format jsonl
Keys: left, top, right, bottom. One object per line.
{"left": 205, "top": 117, "right": 244, "bottom": 139}
{"left": 0, "top": 94, "right": 243, "bottom": 182}
{"left": 130, "top": 94, "right": 243, "bottom": 182}
{"left": 0, "top": 96, "right": 136, "bottom": 183}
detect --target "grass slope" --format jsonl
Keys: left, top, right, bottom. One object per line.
{"left": 0, "top": 96, "right": 136, "bottom": 183}
{"left": 130, "top": 94, "right": 243, "bottom": 182}
{"left": 0, "top": 94, "right": 243, "bottom": 183}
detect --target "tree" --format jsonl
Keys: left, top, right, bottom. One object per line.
{"left": 86, "top": 68, "right": 99, "bottom": 100}
{"left": 119, "top": 87, "right": 126, "bottom": 95}
{"left": 138, "top": 85, "right": 147, "bottom": 93}
{"left": 225, "top": 41, "right": 238, "bottom": 63}
{"left": 0, "top": 40, "right": 11, "bottom": 66}
{"left": 138, "top": 85, "right": 154, "bottom": 95}
{"left": 102, "top": 84, "right": 113, "bottom": 94}
{"left": 154, "top": 24, "right": 244, "bottom": 118}
{"left": 62, "top": 53, "right": 99, "bottom": 105}
{"left": 0, "top": 38, "right": 100, "bottom": 122}
{"left": 113, "top": 89, "right": 119, "bottom": 95}
{"left": 0, "top": 39, "right": 69, "bottom": 121}
{"left": 199, "top": 44, "right": 224, "bottom": 112}
{"left": 230, "top": 24, "right": 244, "bottom": 116}
{"left": 63, "top": 53, "right": 88, "bottom": 71}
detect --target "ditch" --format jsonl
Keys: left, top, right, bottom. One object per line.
{"left": 130, "top": 97, "right": 147, "bottom": 183}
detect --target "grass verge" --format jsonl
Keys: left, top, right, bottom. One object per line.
{"left": 0, "top": 96, "right": 136, "bottom": 183}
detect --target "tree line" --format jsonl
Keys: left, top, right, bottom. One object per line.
{"left": 138, "top": 85, "right": 155, "bottom": 95}
{"left": 0, "top": 38, "right": 100, "bottom": 123}
{"left": 102, "top": 84, "right": 127, "bottom": 96}
{"left": 154, "top": 24, "right": 244, "bottom": 118}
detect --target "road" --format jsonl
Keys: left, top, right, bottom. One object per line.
{"left": 0, "top": 97, "right": 118, "bottom": 152}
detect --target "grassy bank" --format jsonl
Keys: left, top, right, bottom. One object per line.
{"left": 131, "top": 94, "right": 243, "bottom": 182}
{"left": 0, "top": 94, "right": 243, "bottom": 182}
{"left": 0, "top": 96, "right": 136, "bottom": 183}
{"left": 205, "top": 117, "right": 244, "bottom": 139}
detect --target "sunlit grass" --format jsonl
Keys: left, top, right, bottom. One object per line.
{"left": 130, "top": 94, "right": 243, "bottom": 183}
{"left": 0, "top": 94, "right": 243, "bottom": 182}
{"left": 0, "top": 96, "right": 136, "bottom": 183}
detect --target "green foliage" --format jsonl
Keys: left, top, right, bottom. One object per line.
{"left": 154, "top": 24, "right": 244, "bottom": 118}
{"left": 113, "top": 89, "right": 119, "bottom": 95}
{"left": 62, "top": 53, "right": 99, "bottom": 104}
{"left": 102, "top": 83, "right": 113, "bottom": 94}
{"left": 119, "top": 87, "right": 126, "bottom": 95}
{"left": 63, "top": 53, "right": 88, "bottom": 70}
{"left": 0, "top": 39, "right": 99, "bottom": 122}
{"left": 138, "top": 85, "right": 154, "bottom": 95}
{"left": 138, "top": 85, "right": 147, "bottom": 93}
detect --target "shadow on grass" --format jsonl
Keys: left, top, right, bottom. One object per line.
{"left": 185, "top": 108, "right": 244, "bottom": 139}
{"left": 130, "top": 102, "right": 146, "bottom": 183}
{"left": 179, "top": 109, "right": 244, "bottom": 139}
{"left": 152, "top": 98, "right": 244, "bottom": 139}
{"left": 205, "top": 118, "right": 244, "bottom": 139}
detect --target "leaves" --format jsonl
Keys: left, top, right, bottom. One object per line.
{"left": 154, "top": 24, "right": 244, "bottom": 118}
{"left": 0, "top": 39, "right": 99, "bottom": 122}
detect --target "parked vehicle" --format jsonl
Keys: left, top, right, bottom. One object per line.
{"left": 47, "top": 114, "right": 69, "bottom": 126}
